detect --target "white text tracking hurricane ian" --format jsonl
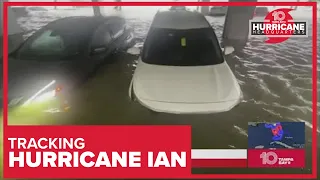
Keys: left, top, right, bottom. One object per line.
{"left": 15, "top": 6, "right": 318, "bottom": 152}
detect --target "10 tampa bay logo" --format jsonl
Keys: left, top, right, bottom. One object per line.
{"left": 249, "top": 8, "right": 308, "bottom": 44}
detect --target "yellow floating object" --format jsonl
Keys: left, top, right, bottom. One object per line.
{"left": 64, "top": 106, "right": 70, "bottom": 112}
{"left": 181, "top": 37, "right": 186, "bottom": 47}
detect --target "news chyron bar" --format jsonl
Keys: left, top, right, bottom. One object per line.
{"left": 247, "top": 122, "right": 305, "bottom": 168}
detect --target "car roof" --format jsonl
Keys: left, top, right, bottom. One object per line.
{"left": 46, "top": 16, "right": 124, "bottom": 35}
{"left": 151, "top": 10, "right": 210, "bottom": 29}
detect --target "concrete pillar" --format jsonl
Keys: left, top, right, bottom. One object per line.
{"left": 92, "top": 0, "right": 102, "bottom": 16}
{"left": 200, "top": 0, "right": 210, "bottom": 15}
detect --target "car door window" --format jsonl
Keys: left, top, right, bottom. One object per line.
{"left": 91, "top": 25, "right": 112, "bottom": 49}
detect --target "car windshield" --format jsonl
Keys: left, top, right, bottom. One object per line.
{"left": 142, "top": 27, "right": 224, "bottom": 66}
{"left": 15, "top": 29, "right": 84, "bottom": 60}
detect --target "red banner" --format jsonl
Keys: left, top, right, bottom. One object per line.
{"left": 4, "top": 126, "right": 191, "bottom": 178}
{"left": 247, "top": 149, "right": 305, "bottom": 168}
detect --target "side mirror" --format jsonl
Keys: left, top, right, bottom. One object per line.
{"left": 92, "top": 47, "right": 107, "bottom": 54}
{"left": 127, "top": 47, "right": 140, "bottom": 55}
{"left": 222, "top": 46, "right": 235, "bottom": 55}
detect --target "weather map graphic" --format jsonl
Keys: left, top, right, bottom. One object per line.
{"left": 248, "top": 122, "right": 305, "bottom": 149}
{"left": 265, "top": 122, "right": 287, "bottom": 141}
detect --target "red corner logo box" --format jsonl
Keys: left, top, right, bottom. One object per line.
{"left": 248, "top": 149, "right": 305, "bottom": 168}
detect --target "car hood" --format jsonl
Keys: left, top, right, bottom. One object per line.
{"left": 1, "top": 58, "right": 73, "bottom": 98}
{"left": 133, "top": 60, "right": 241, "bottom": 103}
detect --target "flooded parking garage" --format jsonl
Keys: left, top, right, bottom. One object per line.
{"left": 2, "top": 5, "right": 319, "bottom": 175}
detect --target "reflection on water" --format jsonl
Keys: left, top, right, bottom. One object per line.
{"left": 13, "top": 6, "right": 319, "bottom": 174}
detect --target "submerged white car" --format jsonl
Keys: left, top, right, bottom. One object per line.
{"left": 129, "top": 9, "right": 242, "bottom": 114}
